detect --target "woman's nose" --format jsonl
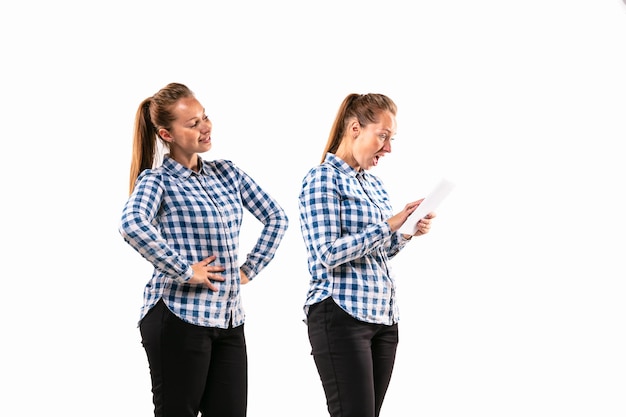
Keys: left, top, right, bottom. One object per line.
{"left": 201, "top": 120, "right": 212, "bottom": 133}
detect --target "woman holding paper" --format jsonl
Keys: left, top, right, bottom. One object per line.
{"left": 298, "top": 93, "right": 436, "bottom": 417}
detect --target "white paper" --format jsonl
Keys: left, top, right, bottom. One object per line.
{"left": 398, "top": 178, "right": 455, "bottom": 235}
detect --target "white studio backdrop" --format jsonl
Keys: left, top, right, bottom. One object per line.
{"left": 1, "top": 1, "right": 625, "bottom": 416}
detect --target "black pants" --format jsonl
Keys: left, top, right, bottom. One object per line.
{"left": 140, "top": 299, "right": 248, "bottom": 417}
{"left": 307, "top": 297, "right": 399, "bottom": 417}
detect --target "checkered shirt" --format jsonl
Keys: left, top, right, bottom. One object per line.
{"left": 298, "top": 153, "right": 410, "bottom": 325}
{"left": 120, "top": 155, "right": 288, "bottom": 328}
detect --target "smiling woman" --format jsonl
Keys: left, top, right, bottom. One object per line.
{"left": 118, "top": 82, "right": 289, "bottom": 417}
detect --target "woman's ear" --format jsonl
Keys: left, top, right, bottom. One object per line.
{"left": 158, "top": 128, "right": 174, "bottom": 143}
{"left": 349, "top": 120, "right": 360, "bottom": 139}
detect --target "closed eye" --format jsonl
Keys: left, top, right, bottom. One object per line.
{"left": 189, "top": 115, "right": 209, "bottom": 128}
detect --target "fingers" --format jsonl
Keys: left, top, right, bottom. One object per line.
{"left": 202, "top": 255, "right": 218, "bottom": 265}
{"left": 201, "top": 273, "right": 224, "bottom": 292}
{"left": 207, "top": 272, "right": 225, "bottom": 282}
{"left": 414, "top": 215, "right": 435, "bottom": 235}
{"left": 204, "top": 264, "right": 225, "bottom": 290}
{"left": 240, "top": 269, "right": 250, "bottom": 285}
{"left": 406, "top": 199, "right": 423, "bottom": 212}
{"left": 202, "top": 272, "right": 225, "bottom": 292}
{"left": 198, "top": 256, "right": 225, "bottom": 274}
{"left": 416, "top": 222, "right": 431, "bottom": 235}
{"left": 189, "top": 257, "right": 226, "bottom": 290}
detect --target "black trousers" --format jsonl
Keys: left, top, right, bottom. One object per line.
{"left": 140, "top": 299, "right": 248, "bottom": 417}
{"left": 307, "top": 297, "right": 399, "bottom": 417}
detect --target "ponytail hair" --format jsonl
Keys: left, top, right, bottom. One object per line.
{"left": 128, "top": 83, "right": 194, "bottom": 194}
{"left": 320, "top": 93, "right": 397, "bottom": 164}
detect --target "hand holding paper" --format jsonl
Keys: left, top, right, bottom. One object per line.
{"left": 398, "top": 178, "right": 455, "bottom": 235}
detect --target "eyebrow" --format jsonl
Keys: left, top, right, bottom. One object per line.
{"left": 184, "top": 108, "right": 207, "bottom": 124}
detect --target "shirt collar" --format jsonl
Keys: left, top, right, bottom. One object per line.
{"left": 162, "top": 154, "right": 209, "bottom": 179}
{"left": 324, "top": 152, "right": 364, "bottom": 179}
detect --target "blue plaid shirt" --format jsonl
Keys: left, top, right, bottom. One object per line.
{"left": 120, "top": 155, "right": 288, "bottom": 328}
{"left": 298, "top": 153, "right": 410, "bottom": 325}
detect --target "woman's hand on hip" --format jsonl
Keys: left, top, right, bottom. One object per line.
{"left": 189, "top": 255, "right": 226, "bottom": 291}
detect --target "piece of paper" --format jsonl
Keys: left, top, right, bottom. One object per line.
{"left": 398, "top": 178, "right": 455, "bottom": 235}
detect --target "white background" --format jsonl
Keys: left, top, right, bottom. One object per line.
{"left": 2, "top": 1, "right": 625, "bottom": 416}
